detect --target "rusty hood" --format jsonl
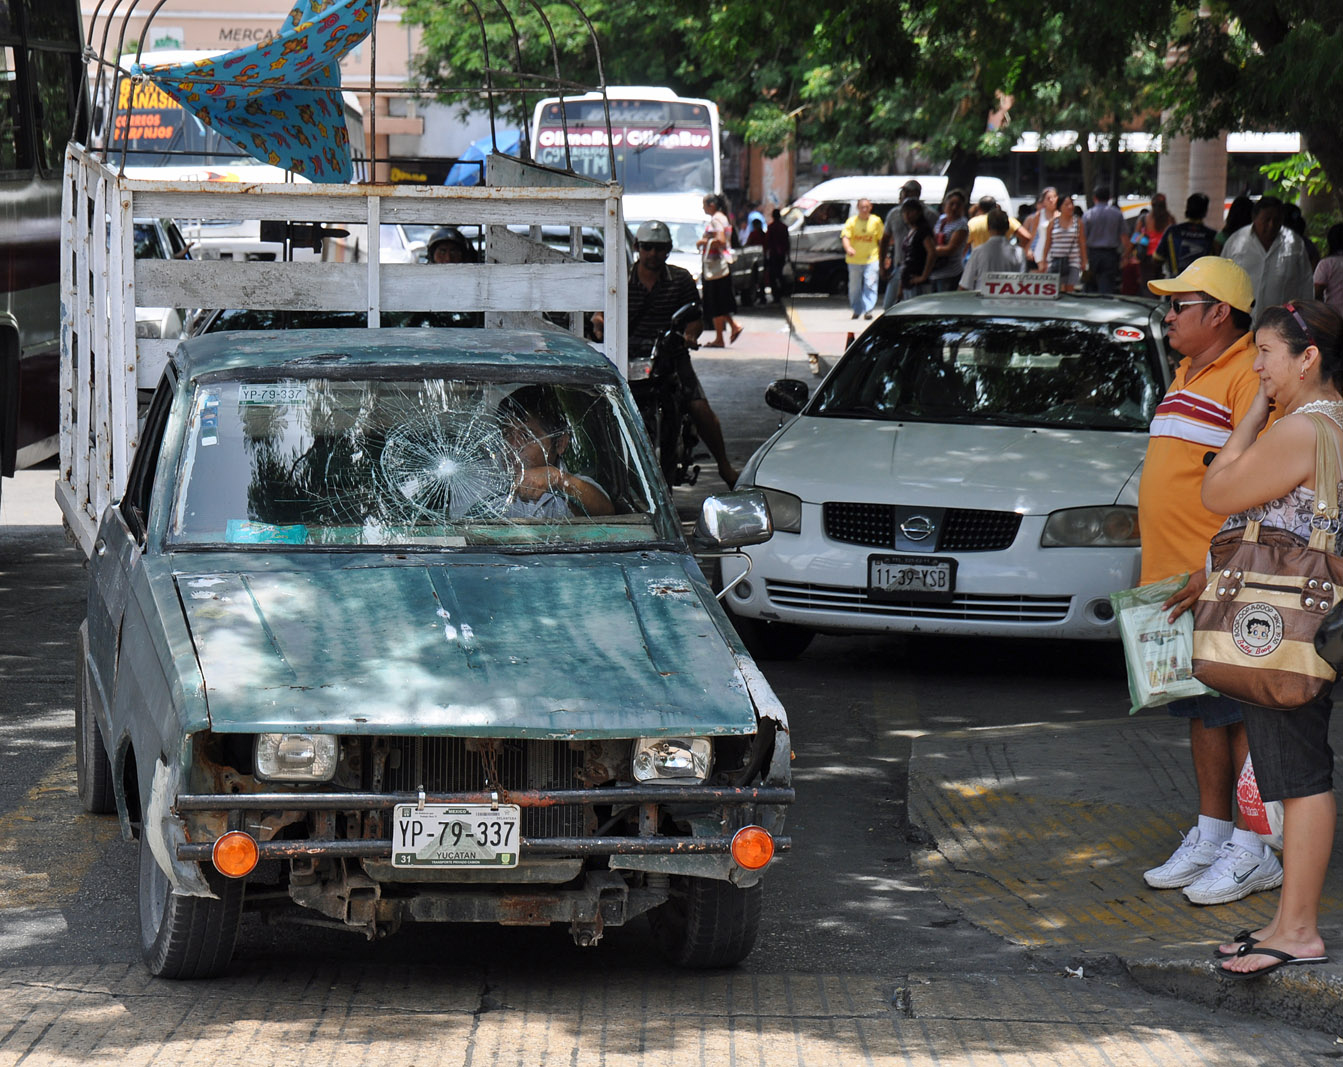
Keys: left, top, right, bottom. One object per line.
{"left": 173, "top": 550, "right": 758, "bottom": 738}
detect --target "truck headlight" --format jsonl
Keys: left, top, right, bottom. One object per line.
{"left": 1041, "top": 506, "right": 1140, "bottom": 547}
{"left": 255, "top": 733, "right": 339, "bottom": 781}
{"left": 631, "top": 737, "right": 712, "bottom": 783}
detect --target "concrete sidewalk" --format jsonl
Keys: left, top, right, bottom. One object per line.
{"left": 907, "top": 713, "right": 1343, "bottom": 1034}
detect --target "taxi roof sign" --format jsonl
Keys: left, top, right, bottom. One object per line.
{"left": 983, "top": 273, "right": 1060, "bottom": 299}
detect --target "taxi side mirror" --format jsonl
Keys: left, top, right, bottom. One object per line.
{"left": 765, "top": 378, "right": 809, "bottom": 414}
{"left": 693, "top": 490, "right": 772, "bottom": 550}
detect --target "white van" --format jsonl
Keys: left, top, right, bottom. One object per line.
{"left": 783, "top": 174, "right": 1015, "bottom": 291}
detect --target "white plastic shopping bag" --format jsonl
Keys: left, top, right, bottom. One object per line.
{"left": 1110, "top": 574, "right": 1216, "bottom": 714}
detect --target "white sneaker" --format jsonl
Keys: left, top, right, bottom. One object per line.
{"left": 1143, "top": 827, "right": 1223, "bottom": 889}
{"left": 1183, "top": 841, "right": 1284, "bottom": 905}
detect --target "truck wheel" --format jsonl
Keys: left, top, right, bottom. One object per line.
{"left": 138, "top": 832, "right": 243, "bottom": 979}
{"left": 75, "top": 627, "right": 116, "bottom": 814}
{"left": 649, "top": 876, "right": 762, "bottom": 968}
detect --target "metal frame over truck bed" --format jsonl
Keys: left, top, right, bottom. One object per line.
{"left": 57, "top": 145, "right": 628, "bottom": 556}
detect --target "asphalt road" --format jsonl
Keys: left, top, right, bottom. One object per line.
{"left": 0, "top": 316, "right": 1338, "bottom": 1062}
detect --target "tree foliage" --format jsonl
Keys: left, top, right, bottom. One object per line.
{"left": 401, "top": 0, "right": 1342, "bottom": 206}
{"left": 1160, "top": 1, "right": 1343, "bottom": 211}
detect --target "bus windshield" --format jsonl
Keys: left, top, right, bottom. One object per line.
{"left": 531, "top": 97, "right": 717, "bottom": 196}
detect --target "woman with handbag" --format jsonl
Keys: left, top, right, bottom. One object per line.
{"left": 697, "top": 194, "right": 743, "bottom": 347}
{"left": 1201, "top": 301, "right": 1343, "bottom": 979}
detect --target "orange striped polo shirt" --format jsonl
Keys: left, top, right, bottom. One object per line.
{"left": 1138, "top": 333, "right": 1258, "bottom": 585}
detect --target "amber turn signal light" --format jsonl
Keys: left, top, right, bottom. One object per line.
{"left": 211, "top": 831, "right": 260, "bottom": 878}
{"left": 730, "top": 825, "right": 774, "bottom": 870}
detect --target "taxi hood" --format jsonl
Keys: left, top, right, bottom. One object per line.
{"left": 174, "top": 551, "right": 759, "bottom": 738}
{"left": 755, "top": 416, "right": 1147, "bottom": 512}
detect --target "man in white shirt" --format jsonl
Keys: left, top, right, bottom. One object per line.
{"left": 959, "top": 210, "right": 1025, "bottom": 290}
{"left": 1222, "top": 196, "right": 1313, "bottom": 324}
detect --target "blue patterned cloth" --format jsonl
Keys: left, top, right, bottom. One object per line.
{"left": 130, "top": 0, "right": 376, "bottom": 183}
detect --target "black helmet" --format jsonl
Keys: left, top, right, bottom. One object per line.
{"left": 427, "top": 226, "right": 477, "bottom": 262}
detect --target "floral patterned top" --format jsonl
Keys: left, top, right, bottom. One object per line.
{"left": 1211, "top": 405, "right": 1343, "bottom": 556}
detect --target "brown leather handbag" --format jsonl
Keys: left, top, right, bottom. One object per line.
{"left": 1191, "top": 413, "right": 1343, "bottom": 710}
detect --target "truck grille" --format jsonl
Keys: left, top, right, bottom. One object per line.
{"left": 823, "top": 503, "right": 1021, "bottom": 552}
{"left": 378, "top": 738, "right": 588, "bottom": 838}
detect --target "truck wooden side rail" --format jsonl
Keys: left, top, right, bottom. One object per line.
{"left": 57, "top": 144, "right": 627, "bottom": 556}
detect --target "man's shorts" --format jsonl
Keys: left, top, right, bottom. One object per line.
{"left": 1166, "top": 692, "right": 1243, "bottom": 728}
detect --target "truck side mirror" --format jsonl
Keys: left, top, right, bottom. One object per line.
{"left": 765, "top": 378, "right": 809, "bottom": 414}
{"left": 693, "top": 490, "right": 772, "bottom": 550}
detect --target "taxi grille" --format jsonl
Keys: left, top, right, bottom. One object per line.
{"left": 378, "top": 738, "right": 587, "bottom": 838}
{"left": 823, "top": 503, "right": 1021, "bottom": 551}
{"left": 764, "top": 580, "right": 1071, "bottom": 623}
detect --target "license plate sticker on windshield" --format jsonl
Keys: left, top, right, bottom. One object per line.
{"left": 391, "top": 803, "right": 521, "bottom": 868}
{"left": 868, "top": 554, "right": 956, "bottom": 602}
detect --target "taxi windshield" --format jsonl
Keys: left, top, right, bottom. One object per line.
{"left": 168, "top": 377, "right": 672, "bottom": 548}
{"left": 811, "top": 316, "right": 1162, "bottom": 430}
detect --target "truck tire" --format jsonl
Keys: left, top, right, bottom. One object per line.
{"left": 138, "top": 832, "right": 244, "bottom": 979}
{"left": 75, "top": 627, "right": 116, "bottom": 814}
{"left": 649, "top": 875, "right": 762, "bottom": 968}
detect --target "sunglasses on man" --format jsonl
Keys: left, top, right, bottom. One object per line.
{"left": 638, "top": 241, "right": 672, "bottom": 254}
{"left": 1167, "top": 297, "right": 1219, "bottom": 315}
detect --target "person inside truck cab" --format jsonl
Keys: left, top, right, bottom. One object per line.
{"left": 498, "top": 385, "right": 614, "bottom": 518}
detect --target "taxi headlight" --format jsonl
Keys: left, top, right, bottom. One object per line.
{"left": 255, "top": 733, "right": 339, "bottom": 781}
{"left": 758, "top": 487, "right": 802, "bottom": 534}
{"left": 631, "top": 737, "right": 712, "bottom": 783}
{"left": 1041, "top": 506, "right": 1140, "bottom": 547}
{"left": 135, "top": 318, "right": 163, "bottom": 339}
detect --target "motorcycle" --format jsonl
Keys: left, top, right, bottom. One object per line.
{"left": 627, "top": 302, "right": 702, "bottom": 487}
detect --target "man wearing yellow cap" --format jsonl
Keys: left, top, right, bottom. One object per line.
{"left": 1137, "top": 257, "right": 1285, "bottom": 905}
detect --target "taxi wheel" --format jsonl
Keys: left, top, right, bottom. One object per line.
{"left": 138, "top": 831, "right": 244, "bottom": 979}
{"left": 75, "top": 626, "right": 116, "bottom": 814}
{"left": 648, "top": 875, "right": 762, "bottom": 968}
{"left": 724, "top": 602, "right": 815, "bottom": 660}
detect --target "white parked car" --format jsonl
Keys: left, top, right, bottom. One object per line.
{"left": 725, "top": 290, "right": 1173, "bottom": 657}
{"left": 133, "top": 218, "right": 193, "bottom": 342}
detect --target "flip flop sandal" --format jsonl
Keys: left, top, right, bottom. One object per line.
{"left": 729, "top": 326, "right": 743, "bottom": 344}
{"left": 1212, "top": 929, "right": 1259, "bottom": 959}
{"left": 1218, "top": 947, "right": 1329, "bottom": 981}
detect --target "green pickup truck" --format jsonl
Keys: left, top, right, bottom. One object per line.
{"left": 76, "top": 327, "right": 793, "bottom": 977}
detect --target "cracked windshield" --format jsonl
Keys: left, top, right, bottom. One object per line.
{"left": 169, "top": 378, "right": 670, "bottom": 547}
{"left": 813, "top": 318, "right": 1163, "bottom": 430}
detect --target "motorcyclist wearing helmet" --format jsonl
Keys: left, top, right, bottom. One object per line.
{"left": 618, "top": 220, "right": 739, "bottom": 486}
{"left": 426, "top": 226, "right": 479, "bottom": 264}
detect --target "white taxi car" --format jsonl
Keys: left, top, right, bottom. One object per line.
{"left": 725, "top": 289, "right": 1173, "bottom": 657}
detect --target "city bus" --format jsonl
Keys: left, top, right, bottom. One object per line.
{"left": 0, "top": 0, "right": 86, "bottom": 484}
{"left": 530, "top": 87, "right": 721, "bottom": 219}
